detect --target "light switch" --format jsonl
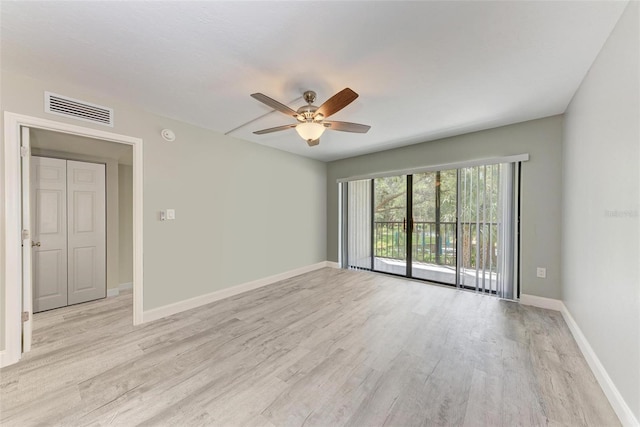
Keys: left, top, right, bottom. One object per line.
{"left": 536, "top": 267, "right": 547, "bottom": 278}
{"left": 166, "top": 209, "right": 176, "bottom": 220}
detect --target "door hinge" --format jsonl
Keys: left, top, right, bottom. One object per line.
{"left": 20, "top": 146, "right": 30, "bottom": 157}
{"left": 22, "top": 311, "right": 29, "bottom": 322}
{"left": 22, "top": 229, "right": 30, "bottom": 240}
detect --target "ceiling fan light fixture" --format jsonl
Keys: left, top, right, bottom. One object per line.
{"left": 251, "top": 88, "right": 369, "bottom": 146}
{"left": 296, "top": 121, "right": 326, "bottom": 141}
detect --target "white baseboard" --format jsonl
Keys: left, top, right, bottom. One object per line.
{"left": 107, "top": 282, "right": 134, "bottom": 298}
{"left": 520, "top": 294, "right": 637, "bottom": 425}
{"left": 560, "top": 303, "right": 639, "bottom": 427}
{"left": 0, "top": 350, "right": 13, "bottom": 369}
{"left": 326, "top": 261, "right": 340, "bottom": 269}
{"left": 142, "top": 261, "right": 334, "bottom": 323}
{"left": 519, "top": 293, "right": 564, "bottom": 311}
{"left": 520, "top": 294, "right": 640, "bottom": 427}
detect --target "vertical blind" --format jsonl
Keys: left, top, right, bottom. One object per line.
{"left": 497, "top": 163, "right": 517, "bottom": 300}
{"left": 458, "top": 163, "right": 517, "bottom": 299}
{"left": 346, "top": 179, "right": 372, "bottom": 270}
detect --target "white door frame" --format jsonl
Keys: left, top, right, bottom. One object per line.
{"left": 2, "top": 112, "right": 144, "bottom": 367}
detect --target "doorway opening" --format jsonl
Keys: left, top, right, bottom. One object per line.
{"left": 30, "top": 129, "right": 133, "bottom": 316}
{"left": 2, "top": 112, "right": 143, "bottom": 368}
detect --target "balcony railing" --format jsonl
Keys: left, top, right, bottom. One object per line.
{"left": 374, "top": 221, "right": 498, "bottom": 269}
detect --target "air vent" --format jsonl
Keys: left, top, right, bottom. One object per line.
{"left": 44, "top": 92, "right": 114, "bottom": 127}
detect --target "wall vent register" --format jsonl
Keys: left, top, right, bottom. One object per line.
{"left": 44, "top": 91, "right": 114, "bottom": 127}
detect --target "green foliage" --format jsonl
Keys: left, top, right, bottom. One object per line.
{"left": 373, "top": 175, "right": 406, "bottom": 222}
{"left": 459, "top": 165, "right": 501, "bottom": 223}
{"left": 373, "top": 170, "right": 458, "bottom": 222}
{"left": 371, "top": 165, "right": 502, "bottom": 272}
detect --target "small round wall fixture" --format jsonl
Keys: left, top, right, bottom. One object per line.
{"left": 161, "top": 129, "right": 176, "bottom": 142}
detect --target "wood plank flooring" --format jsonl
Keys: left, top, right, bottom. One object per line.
{"left": 0, "top": 268, "right": 619, "bottom": 426}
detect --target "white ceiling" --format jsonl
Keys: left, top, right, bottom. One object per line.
{"left": 1, "top": 1, "right": 628, "bottom": 162}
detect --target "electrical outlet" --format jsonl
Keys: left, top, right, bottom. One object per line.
{"left": 166, "top": 209, "right": 176, "bottom": 220}
{"left": 536, "top": 267, "right": 547, "bottom": 278}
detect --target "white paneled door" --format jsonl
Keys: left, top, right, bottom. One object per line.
{"left": 31, "top": 157, "right": 106, "bottom": 313}
{"left": 31, "top": 157, "right": 68, "bottom": 312}
{"left": 67, "top": 160, "right": 106, "bottom": 305}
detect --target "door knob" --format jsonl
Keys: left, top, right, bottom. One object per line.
{"left": 31, "top": 241, "right": 41, "bottom": 247}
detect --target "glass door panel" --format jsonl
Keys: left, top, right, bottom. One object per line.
{"left": 411, "top": 170, "right": 457, "bottom": 284}
{"left": 373, "top": 175, "right": 407, "bottom": 275}
{"left": 459, "top": 165, "right": 502, "bottom": 294}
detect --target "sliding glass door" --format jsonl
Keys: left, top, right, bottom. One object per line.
{"left": 342, "top": 161, "right": 519, "bottom": 299}
{"left": 411, "top": 170, "right": 457, "bottom": 284}
{"left": 373, "top": 176, "right": 407, "bottom": 275}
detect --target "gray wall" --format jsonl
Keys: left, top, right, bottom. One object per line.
{"left": 562, "top": 1, "right": 639, "bottom": 421}
{"left": 118, "top": 165, "right": 134, "bottom": 286}
{"left": 0, "top": 71, "right": 327, "bottom": 352}
{"left": 327, "top": 116, "right": 563, "bottom": 299}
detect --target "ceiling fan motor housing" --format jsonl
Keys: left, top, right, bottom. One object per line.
{"left": 303, "top": 90, "right": 317, "bottom": 104}
{"left": 296, "top": 104, "right": 319, "bottom": 122}
{"left": 296, "top": 90, "right": 324, "bottom": 122}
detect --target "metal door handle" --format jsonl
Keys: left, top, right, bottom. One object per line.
{"left": 32, "top": 241, "right": 41, "bottom": 247}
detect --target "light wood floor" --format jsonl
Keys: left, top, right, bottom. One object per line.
{"left": 0, "top": 268, "right": 619, "bottom": 426}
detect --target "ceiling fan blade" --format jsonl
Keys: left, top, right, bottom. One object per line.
{"left": 253, "top": 124, "right": 296, "bottom": 135}
{"left": 251, "top": 93, "right": 299, "bottom": 118}
{"left": 324, "top": 120, "right": 371, "bottom": 133}
{"left": 314, "top": 88, "right": 359, "bottom": 119}
{"left": 307, "top": 138, "right": 320, "bottom": 147}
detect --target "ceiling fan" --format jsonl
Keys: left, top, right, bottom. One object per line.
{"left": 251, "top": 88, "right": 371, "bottom": 147}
